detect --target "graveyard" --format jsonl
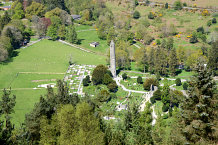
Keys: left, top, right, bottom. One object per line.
{"left": 0, "top": 39, "right": 106, "bottom": 126}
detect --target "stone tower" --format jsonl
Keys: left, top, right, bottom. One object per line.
{"left": 110, "top": 40, "right": 116, "bottom": 78}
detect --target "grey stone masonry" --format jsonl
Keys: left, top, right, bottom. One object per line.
{"left": 110, "top": 40, "right": 116, "bottom": 78}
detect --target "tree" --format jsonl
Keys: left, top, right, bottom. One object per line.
{"left": 83, "top": 75, "right": 91, "bottom": 86}
{"left": 133, "top": 10, "right": 140, "bottom": 19}
{"left": 143, "top": 78, "right": 158, "bottom": 91}
{"left": 75, "top": 102, "right": 105, "bottom": 144}
{"left": 174, "top": 1, "right": 183, "bottom": 10}
{"left": 92, "top": 65, "right": 108, "bottom": 85}
{"left": 32, "top": 16, "right": 50, "bottom": 37}
{"left": 208, "top": 41, "right": 218, "bottom": 73}
{"left": 96, "top": 90, "right": 111, "bottom": 103}
{"left": 190, "top": 32, "right": 198, "bottom": 43}
{"left": 165, "top": 3, "right": 168, "bottom": 9}
{"left": 212, "top": 18, "right": 217, "bottom": 24}
{"left": 97, "top": 23, "right": 107, "bottom": 40}
{"left": 107, "top": 27, "right": 116, "bottom": 45}
{"left": 183, "top": 82, "right": 188, "bottom": 90}
{"left": 47, "top": 25, "right": 58, "bottom": 40}
{"left": 103, "top": 73, "right": 112, "bottom": 85}
{"left": 25, "top": 1, "right": 45, "bottom": 19}
{"left": 2, "top": 25, "right": 23, "bottom": 49}
{"left": 40, "top": 102, "right": 105, "bottom": 144}
{"left": 0, "top": 47, "right": 8, "bottom": 62}
{"left": 175, "top": 78, "right": 182, "bottom": 86}
{"left": 12, "top": 1, "right": 24, "bottom": 19}
{"left": 0, "top": 11, "right": 11, "bottom": 31}
{"left": 180, "top": 63, "right": 218, "bottom": 144}
{"left": 58, "top": 25, "right": 66, "bottom": 40}
{"left": 169, "top": 48, "right": 178, "bottom": 76}
{"left": 148, "top": 12, "right": 155, "bottom": 19}
{"left": 25, "top": 80, "right": 79, "bottom": 144}
{"left": 66, "top": 25, "right": 78, "bottom": 44}
{"left": 107, "top": 81, "right": 118, "bottom": 92}
{"left": 166, "top": 37, "right": 174, "bottom": 50}
{"left": 137, "top": 76, "right": 143, "bottom": 84}
{"left": 148, "top": 48, "right": 155, "bottom": 73}
{"left": 0, "top": 89, "right": 16, "bottom": 144}
{"left": 197, "top": 26, "right": 204, "bottom": 34}
{"left": 122, "top": 73, "right": 128, "bottom": 80}
{"left": 207, "top": 20, "right": 212, "bottom": 27}
{"left": 116, "top": 48, "right": 130, "bottom": 69}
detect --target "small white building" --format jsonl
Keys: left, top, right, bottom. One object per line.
{"left": 90, "top": 42, "right": 99, "bottom": 47}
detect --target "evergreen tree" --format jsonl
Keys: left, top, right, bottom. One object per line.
{"left": 169, "top": 48, "right": 178, "bottom": 76}
{"left": 0, "top": 89, "right": 16, "bottom": 144}
{"left": 180, "top": 63, "right": 218, "bottom": 144}
{"left": 92, "top": 65, "right": 108, "bottom": 85}
{"left": 208, "top": 40, "right": 218, "bottom": 74}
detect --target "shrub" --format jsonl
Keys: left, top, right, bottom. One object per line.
{"left": 183, "top": 2, "right": 187, "bottom": 7}
{"left": 133, "top": 10, "right": 140, "bottom": 19}
{"left": 156, "top": 39, "right": 161, "bottom": 45}
{"left": 212, "top": 18, "right": 217, "bottom": 24}
{"left": 173, "top": 1, "right": 183, "bottom": 10}
{"left": 156, "top": 73, "right": 161, "bottom": 81}
{"left": 197, "top": 26, "right": 204, "bottom": 34}
{"left": 96, "top": 90, "right": 111, "bottom": 103}
{"left": 153, "top": 89, "right": 162, "bottom": 100}
{"left": 143, "top": 34, "right": 154, "bottom": 45}
{"left": 175, "top": 78, "right": 182, "bottom": 86}
{"left": 150, "top": 96, "right": 156, "bottom": 104}
{"left": 103, "top": 73, "right": 113, "bottom": 85}
{"left": 162, "top": 103, "right": 169, "bottom": 112}
{"left": 183, "top": 82, "right": 188, "bottom": 90}
{"left": 201, "top": 9, "right": 210, "bottom": 16}
{"left": 143, "top": 78, "right": 158, "bottom": 91}
{"left": 92, "top": 65, "right": 108, "bottom": 85}
{"left": 148, "top": 12, "right": 155, "bottom": 19}
{"left": 163, "top": 114, "right": 168, "bottom": 119}
{"left": 107, "top": 81, "right": 118, "bottom": 92}
{"left": 83, "top": 75, "right": 90, "bottom": 86}
{"left": 137, "top": 76, "right": 143, "bottom": 84}
{"left": 165, "top": 3, "right": 168, "bottom": 9}
{"left": 207, "top": 20, "right": 212, "bottom": 27}
{"left": 122, "top": 73, "right": 128, "bottom": 80}
{"left": 190, "top": 33, "right": 198, "bottom": 43}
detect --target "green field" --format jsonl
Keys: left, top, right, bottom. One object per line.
{"left": 75, "top": 25, "right": 109, "bottom": 54}
{"left": 0, "top": 39, "right": 106, "bottom": 126}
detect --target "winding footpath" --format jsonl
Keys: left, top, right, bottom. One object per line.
{"left": 114, "top": 75, "right": 157, "bottom": 125}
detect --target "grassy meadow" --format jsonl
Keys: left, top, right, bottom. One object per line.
{"left": 0, "top": 39, "right": 106, "bottom": 126}
{"left": 75, "top": 24, "right": 109, "bottom": 54}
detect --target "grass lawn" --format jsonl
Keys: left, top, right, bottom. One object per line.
{"left": 75, "top": 25, "right": 109, "bottom": 54}
{"left": 0, "top": 39, "right": 106, "bottom": 127}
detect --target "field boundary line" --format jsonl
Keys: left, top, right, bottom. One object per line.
{"left": 58, "top": 40, "right": 107, "bottom": 56}
{"left": 19, "top": 72, "right": 65, "bottom": 75}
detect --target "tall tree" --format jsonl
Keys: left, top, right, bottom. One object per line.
{"left": 0, "top": 89, "right": 16, "bottom": 144}
{"left": 169, "top": 48, "right": 178, "bottom": 76}
{"left": 208, "top": 40, "right": 218, "bottom": 73}
{"left": 11, "top": 1, "right": 24, "bottom": 19}
{"left": 180, "top": 63, "right": 218, "bottom": 144}
{"left": 25, "top": 1, "right": 45, "bottom": 19}
{"left": 66, "top": 25, "right": 78, "bottom": 44}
